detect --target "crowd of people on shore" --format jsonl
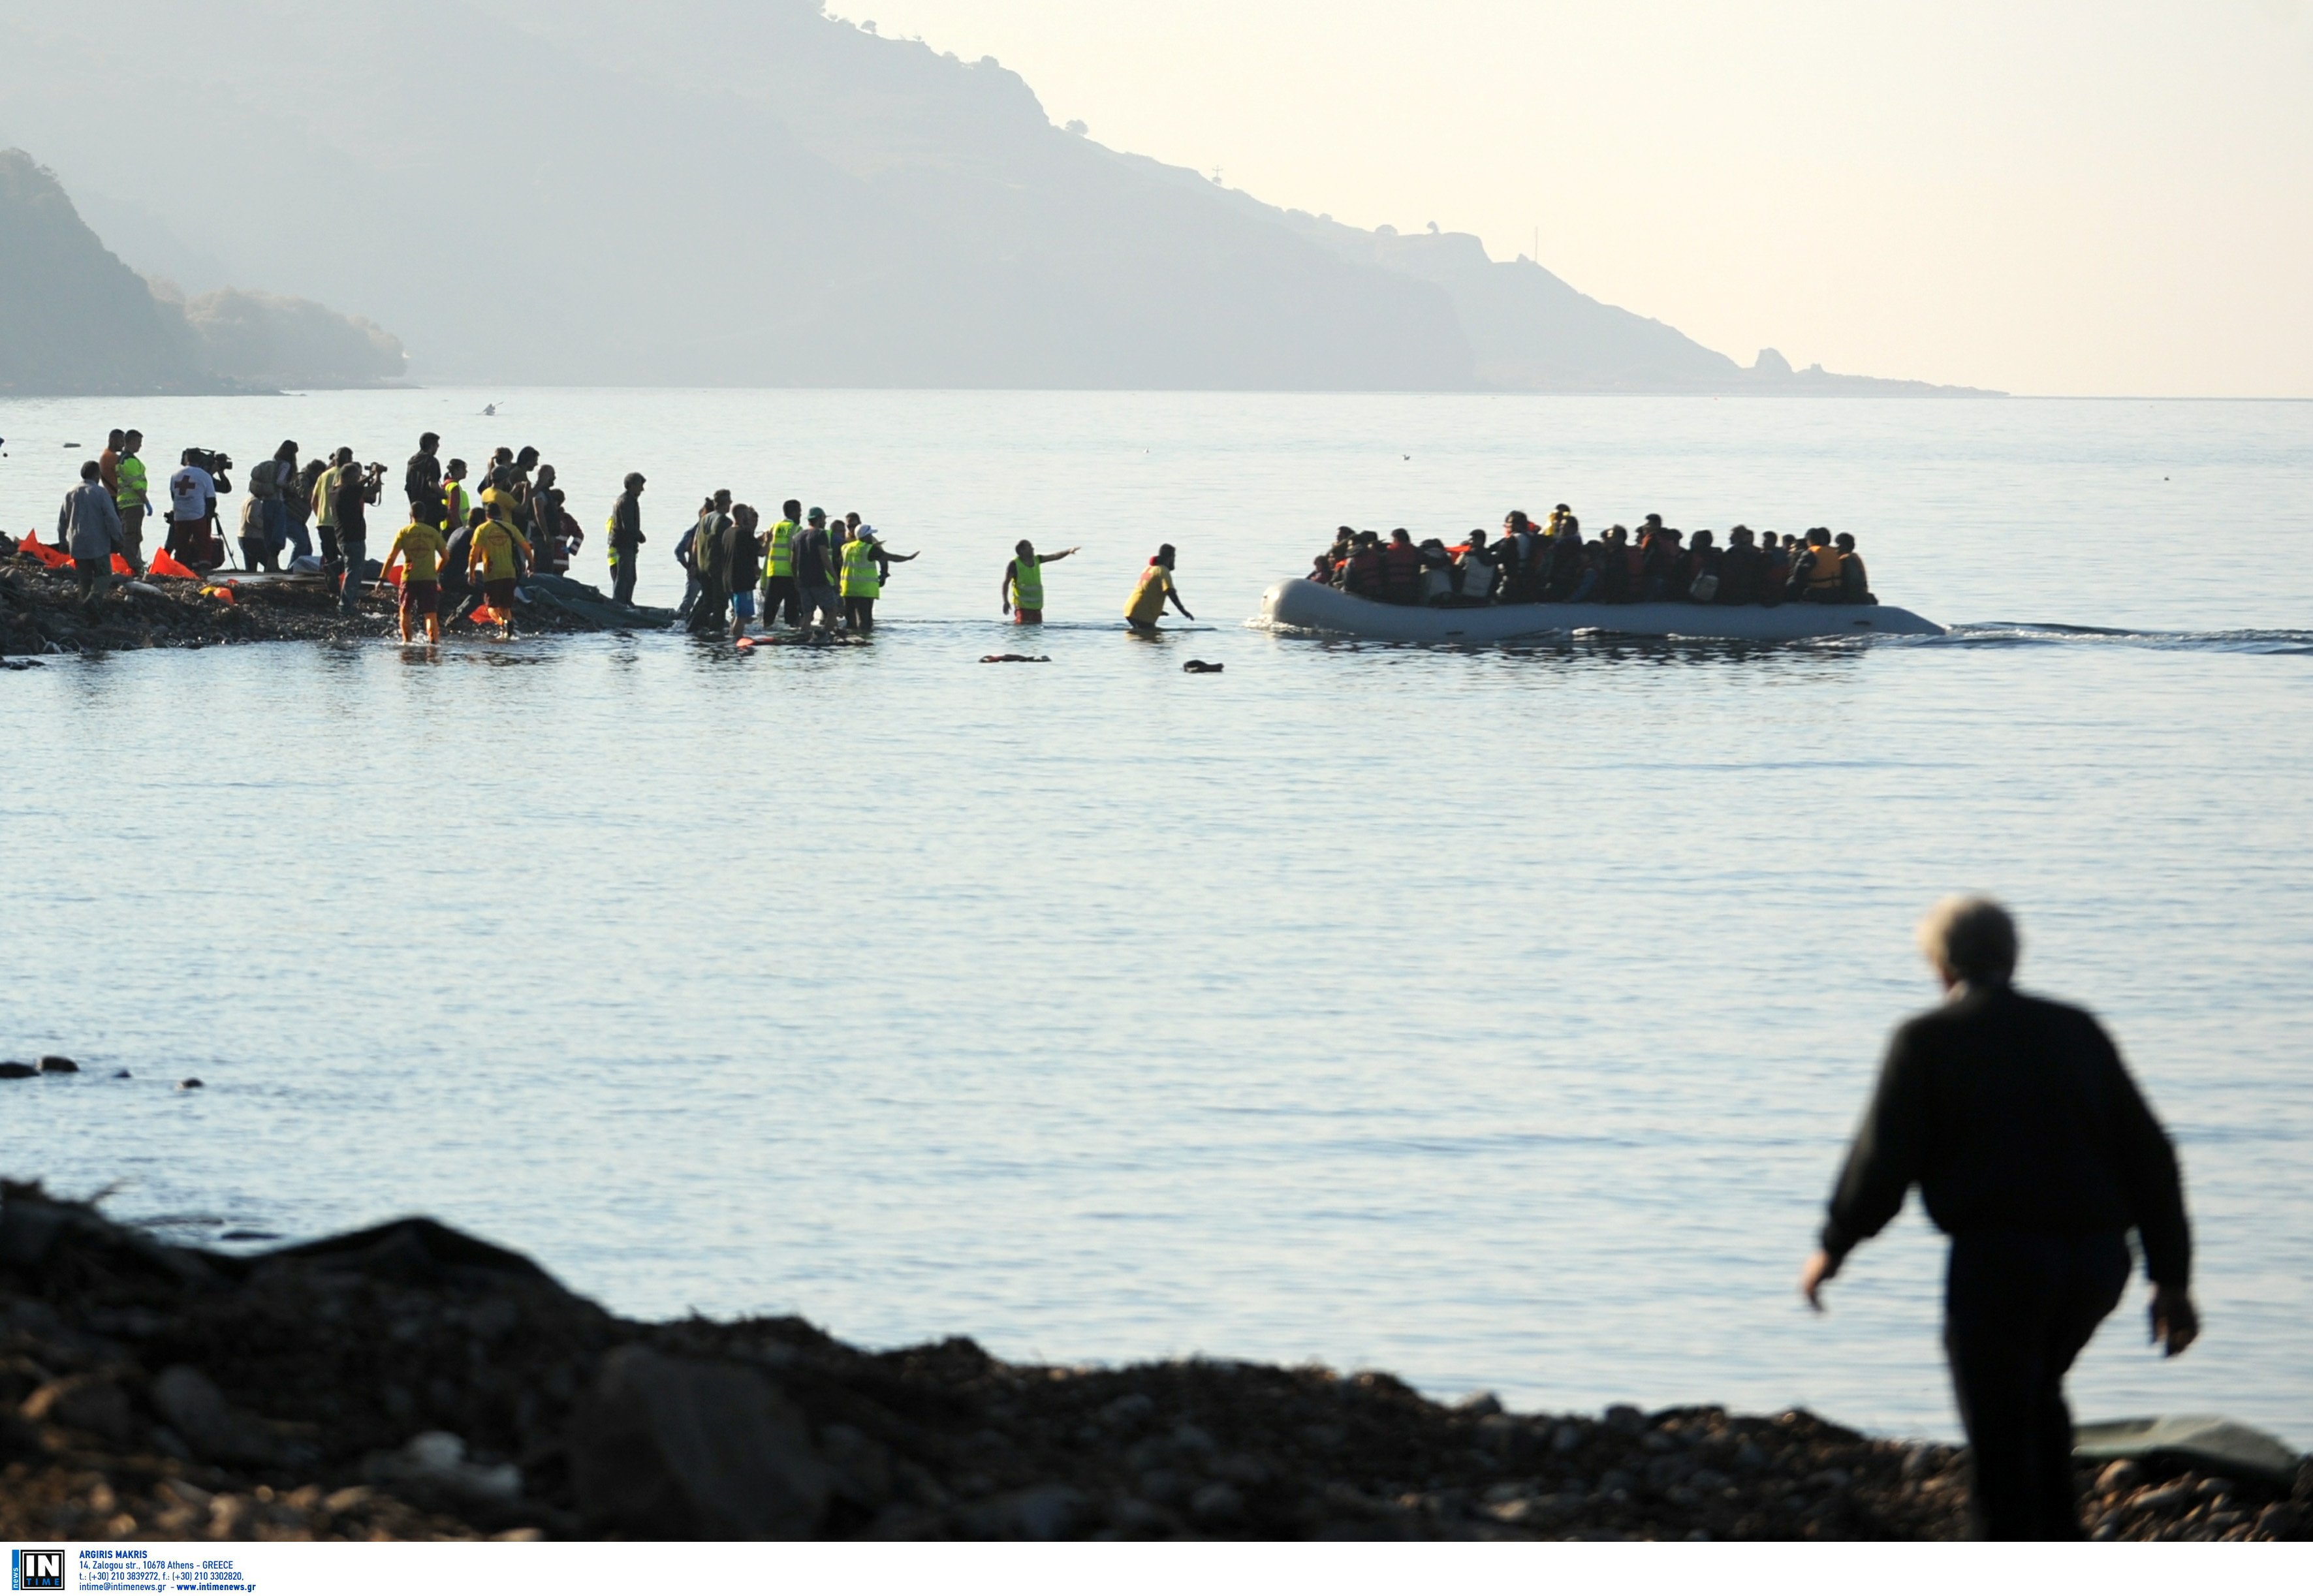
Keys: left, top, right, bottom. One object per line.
{"left": 26, "top": 425, "right": 965, "bottom": 644}
{"left": 1312, "top": 507, "right": 1878, "bottom": 608}
{"left": 25, "top": 422, "right": 1216, "bottom": 644}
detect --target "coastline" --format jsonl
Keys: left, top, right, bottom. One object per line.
{"left": 2, "top": 1181, "right": 2301, "bottom": 1542}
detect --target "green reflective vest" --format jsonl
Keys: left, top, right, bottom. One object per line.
{"left": 840, "top": 537, "right": 880, "bottom": 599}
{"left": 114, "top": 454, "right": 147, "bottom": 509}
{"left": 1009, "top": 554, "right": 1043, "bottom": 610}
{"left": 765, "top": 519, "right": 796, "bottom": 580}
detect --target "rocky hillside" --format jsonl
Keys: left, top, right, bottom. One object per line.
{"left": 0, "top": 149, "right": 405, "bottom": 395}
{"left": 0, "top": 0, "right": 1987, "bottom": 394}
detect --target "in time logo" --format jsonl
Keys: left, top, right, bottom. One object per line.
{"left": 11, "top": 1549, "right": 65, "bottom": 1590}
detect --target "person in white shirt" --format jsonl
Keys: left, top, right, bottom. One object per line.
{"left": 166, "top": 450, "right": 220, "bottom": 569}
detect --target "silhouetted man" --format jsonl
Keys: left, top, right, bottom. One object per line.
{"left": 1801, "top": 896, "right": 2197, "bottom": 1540}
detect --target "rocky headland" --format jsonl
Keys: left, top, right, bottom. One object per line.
{"left": 0, "top": 1176, "right": 2302, "bottom": 1543}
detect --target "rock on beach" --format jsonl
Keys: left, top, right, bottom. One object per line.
{"left": 0, "top": 1179, "right": 2303, "bottom": 1542}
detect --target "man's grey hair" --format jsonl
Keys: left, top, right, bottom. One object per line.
{"left": 1917, "top": 895, "right": 2019, "bottom": 984}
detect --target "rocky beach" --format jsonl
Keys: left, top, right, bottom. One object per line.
{"left": 0, "top": 548, "right": 670, "bottom": 659}
{"left": 0, "top": 1176, "right": 2302, "bottom": 1544}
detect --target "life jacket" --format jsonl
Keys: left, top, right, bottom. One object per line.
{"left": 1381, "top": 542, "right": 1421, "bottom": 584}
{"left": 1803, "top": 546, "right": 1844, "bottom": 593}
{"left": 1457, "top": 547, "right": 1497, "bottom": 599}
{"left": 1345, "top": 547, "right": 1384, "bottom": 593}
{"left": 1840, "top": 551, "right": 1869, "bottom": 602}
{"left": 1126, "top": 561, "right": 1172, "bottom": 621}
{"left": 1421, "top": 564, "right": 1453, "bottom": 601}
{"left": 1009, "top": 555, "right": 1043, "bottom": 610}
{"left": 840, "top": 537, "right": 881, "bottom": 599}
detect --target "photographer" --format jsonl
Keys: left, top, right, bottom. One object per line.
{"left": 333, "top": 458, "right": 385, "bottom": 616}
{"left": 166, "top": 448, "right": 222, "bottom": 571}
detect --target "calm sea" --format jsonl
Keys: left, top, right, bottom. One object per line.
{"left": 3, "top": 389, "right": 2309, "bottom": 1446}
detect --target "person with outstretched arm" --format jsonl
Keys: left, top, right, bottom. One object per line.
{"left": 1800, "top": 895, "right": 2197, "bottom": 1541}
{"left": 1124, "top": 544, "right": 1193, "bottom": 634}
{"left": 1003, "top": 539, "right": 1078, "bottom": 623}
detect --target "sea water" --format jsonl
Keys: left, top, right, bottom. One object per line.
{"left": 2, "top": 390, "right": 2309, "bottom": 1446}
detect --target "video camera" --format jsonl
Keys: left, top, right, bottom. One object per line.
{"left": 184, "top": 448, "right": 234, "bottom": 493}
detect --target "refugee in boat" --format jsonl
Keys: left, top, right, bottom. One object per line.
{"left": 1802, "top": 896, "right": 2197, "bottom": 1540}
{"left": 1835, "top": 533, "right": 1874, "bottom": 603}
{"left": 1381, "top": 529, "right": 1423, "bottom": 604}
{"left": 1310, "top": 511, "right": 1874, "bottom": 610}
{"left": 1454, "top": 529, "right": 1499, "bottom": 604}
{"left": 1125, "top": 544, "right": 1193, "bottom": 633}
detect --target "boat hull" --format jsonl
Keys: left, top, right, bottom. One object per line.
{"left": 1258, "top": 578, "right": 1944, "bottom": 642}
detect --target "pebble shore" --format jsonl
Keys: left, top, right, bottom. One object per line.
{"left": 1, "top": 1178, "right": 2303, "bottom": 1542}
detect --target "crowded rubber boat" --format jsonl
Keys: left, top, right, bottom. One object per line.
{"left": 1260, "top": 509, "right": 1945, "bottom": 641}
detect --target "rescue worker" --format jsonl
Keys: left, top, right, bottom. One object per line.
{"left": 1003, "top": 539, "right": 1078, "bottom": 623}
{"left": 112, "top": 429, "right": 149, "bottom": 575}
{"left": 606, "top": 471, "right": 646, "bottom": 606}
{"left": 465, "top": 496, "right": 532, "bottom": 638}
{"left": 839, "top": 519, "right": 883, "bottom": 631}
{"left": 382, "top": 504, "right": 450, "bottom": 644}
{"left": 761, "top": 499, "right": 802, "bottom": 627}
{"left": 1125, "top": 544, "right": 1193, "bottom": 633}
{"left": 440, "top": 459, "right": 473, "bottom": 537}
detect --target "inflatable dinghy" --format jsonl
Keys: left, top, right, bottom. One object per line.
{"left": 1259, "top": 578, "right": 1944, "bottom": 643}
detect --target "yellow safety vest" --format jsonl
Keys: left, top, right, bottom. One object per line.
{"left": 840, "top": 537, "right": 880, "bottom": 599}
{"left": 1009, "top": 554, "right": 1043, "bottom": 610}
{"left": 114, "top": 454, "right": 148, "bottom": 509}
{"left": 766, "top": 519, "right": 796, "bottom": 580}
{"left": 1804, "top": 546, "right": 1844, "bottom": 592}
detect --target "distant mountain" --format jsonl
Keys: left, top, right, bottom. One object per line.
{"left": 0, "top": 149, "right": 406, "bottom": 396}
{"left": 0, "top": 1, "right": 1994, "bottom": 395}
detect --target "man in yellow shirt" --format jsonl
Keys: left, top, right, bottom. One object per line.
{"left": 1125, "top": 543, "right": 1193, "bottom": 634}
{"left": 465, "top": 501, "right": 532, "bottom": 638}
{"left": 383, "top": 513, "right": 450, "bottom": 644}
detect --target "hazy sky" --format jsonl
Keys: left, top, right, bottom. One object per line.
{"left": 853, "top": 1, "right": 2313, "bottom": 396}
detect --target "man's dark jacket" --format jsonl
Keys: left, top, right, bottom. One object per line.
{"left": 1821, "top": 982, "right": 2190, "bottom": 1287}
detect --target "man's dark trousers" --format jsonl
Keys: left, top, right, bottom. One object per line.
{"left": 72, "top": 555, "right": 112, "bottom": 615}
{"left": 610, "top": 553, "right": 636, "bottom": 606}
{"left": 1943, "top": 1230, "right": 2130, "bottom": 1539}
